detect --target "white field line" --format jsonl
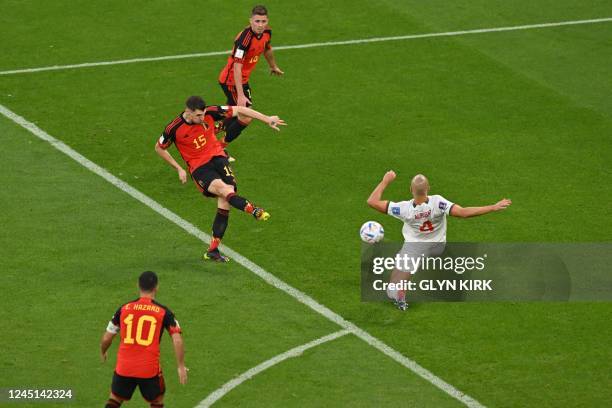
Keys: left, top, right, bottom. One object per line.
{"left": 0, "top": 104, "right": 485, "bottom": 408}
{"left": 197, "top": 329, "right": 351, "bottom": 407}
{"left": 1, "top": 17, "right": 611, "bottom": 76}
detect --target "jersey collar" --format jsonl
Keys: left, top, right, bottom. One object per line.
{"left": 182, "top": 112, "right": 207, "bottom": 128}
{"left": 249, "top": 26, "right": 264, "bottom": 39}
{"left": 412, "top": 197, "right": 430, "bottom": 207}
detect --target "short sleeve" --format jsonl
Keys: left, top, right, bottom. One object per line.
{"left": 435, "top": 195, "right": 454, "bottom": 215}
{"left": 106, "top": 306, "right": 122, "bottom": 334}
{"left": 265, "top": 29, "right": 272, "bottom": 49}
{"left": 387, "top": 201, "right": 409, "bottom": 221}
{"left": 206, "top": 105, "right": 234, "bottom": 121}
{"left": 233, "top": 30, "right": 253, "bottom": 63}
{"left": 157, "top": 122, "right": 178, "bottom": 150}
{"left": 111, "top": 307, "right": 121, "bottom": 326}
{"left": 163, "top": 308, "right": 182, "bottom": 335}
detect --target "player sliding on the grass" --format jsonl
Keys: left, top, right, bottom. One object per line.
{"left": 367, "top": 171, "right": 511, "bottom": 311}
{"left": 155, "top": 95, "right": 286, "bottom": 262}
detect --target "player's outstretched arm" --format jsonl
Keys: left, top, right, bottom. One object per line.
{"left": 171, "top": 333, "right": 188, "bottom": 385}
{"left": 232, "top": 106, "right": 286, "bottom": 131}
{"left": 100, "top": 331, "right": 116, "bottom": 362}
{"left": 155, "top": 143, "right": 187, "bottom": 184}
{"left": 450, "top": 198, "right": 512, "bottom": 218}
{"left": 367, "top": 171, "right": 396, "bottom": 213}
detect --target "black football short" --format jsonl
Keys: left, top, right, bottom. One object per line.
{"left": 192, "top": 156, "right": 237, "bottom": 197}
{"left": 111, "top": 371, "right": 165, "bottom": 402}
{"left": 220, "top": 83, "right": 252, "bottom": 107}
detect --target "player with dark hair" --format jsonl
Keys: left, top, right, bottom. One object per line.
{"left": 100, "top": 271, "right": 186, "bottom": 408}
{"left": 218, "top": 5, "right": 283, "bottom": 157}
{"left": 155, "top": 95, "right": 285, "bottom": 262}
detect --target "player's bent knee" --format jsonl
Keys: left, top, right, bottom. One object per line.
{"left": 219, "top": 184, "right": 235, "bottom": 197}
{"left": 208, "top": 179, "right": 228, "bottom": 195}
{"left": 217, "top": 197, "right": 231, "bottom": 210}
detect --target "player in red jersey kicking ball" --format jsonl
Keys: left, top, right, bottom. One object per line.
{"left": 155, "top": 96, "right": 286, "bottom": 262}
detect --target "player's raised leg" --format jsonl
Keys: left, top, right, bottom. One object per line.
{"left": 219, "top": 85, "right": 251, "bottom": 142}
{"left": 218, "top": 85, "right": 243, "bottom": 162}
{"left": 223, "top": 115, "right": 251, "bottom": 144}
{"left": 207, "top": 179, "right": 270, "bottom": 221}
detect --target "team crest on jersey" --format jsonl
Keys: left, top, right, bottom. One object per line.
{"left": 439, "top": 201, "right": 447, "bottom": 210}
{"left": 392, "top": 206, "right": 400, "bottom": 215}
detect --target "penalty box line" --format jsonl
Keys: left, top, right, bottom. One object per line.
{"left": 0, "top": 104, "right": 485, "bottom": 408}
{"left": 196, "top": 329, "right": 351, "bottom": 407}
{"left": 0, "top": 17, "right": 611, "bottom": 76}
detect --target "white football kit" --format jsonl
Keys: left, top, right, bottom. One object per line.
{"left": 387, "top": 195, "right": 454, "bottom": 273}
{"left": 387, "top": 195, "right": 454, "bottom": 242}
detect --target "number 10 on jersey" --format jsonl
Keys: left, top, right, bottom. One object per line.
{"left": 123, "top": 314, "right": 157, "bottom": 346}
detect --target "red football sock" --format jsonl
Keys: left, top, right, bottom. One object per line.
{"left": 225, "top": 192, "right": 254, "bottom": 214}
{"left": 208, "top": 237, "right": 221, "bottom": 252}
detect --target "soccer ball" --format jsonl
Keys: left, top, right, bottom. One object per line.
{"left": 360, "top": 221, "right": 384, "bottom": 244}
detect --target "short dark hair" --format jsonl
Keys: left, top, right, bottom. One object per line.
{"left": 252, "top": 5, "right": 268, "bottom": 16}
{"left": 139, "top": 271, "right": 158, "bottom": 292}
{"left": 186, "top": 95, "right": 206, "bottom": 111}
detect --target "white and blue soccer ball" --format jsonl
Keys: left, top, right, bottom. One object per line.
{"left": 360, "top": 221, "right": 384, "bottom": 244}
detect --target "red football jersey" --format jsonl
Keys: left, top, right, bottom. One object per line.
{"left": 157, "top": 106, "right": 234, "bottom": 174}
{"left": 219, "top": 26, "right": 272, "bottom": 86}
{"left": 109, "top": 297, "right": 181, "bottom": 378}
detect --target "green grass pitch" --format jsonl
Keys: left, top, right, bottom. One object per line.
{"left": 1, "top": 0, "right": 611, "bottom": 406}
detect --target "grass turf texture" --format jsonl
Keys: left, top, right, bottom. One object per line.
{"left": 1, "top": 0, "right": 611, "bottom": 406}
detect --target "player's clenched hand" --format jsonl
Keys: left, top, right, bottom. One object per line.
{"left": 177, "top": 168, "right": 187, "bottom": 184}
{"left": 267, "top": 116, "right": 286, "bottom": 131}
{"left": 178, "top": 366, "right": 189, "bottom": 384}
{"left": 382, "top": 170, "right": 396, "bottom": 184}
{"left": 493, "top": 198, "right": 512, "bottom": 211}
{"left": 270, "top": 65, "right": 284, "bottom": 76}
{"left": 101, "top": 351, "right": 108, "bottom": 363}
